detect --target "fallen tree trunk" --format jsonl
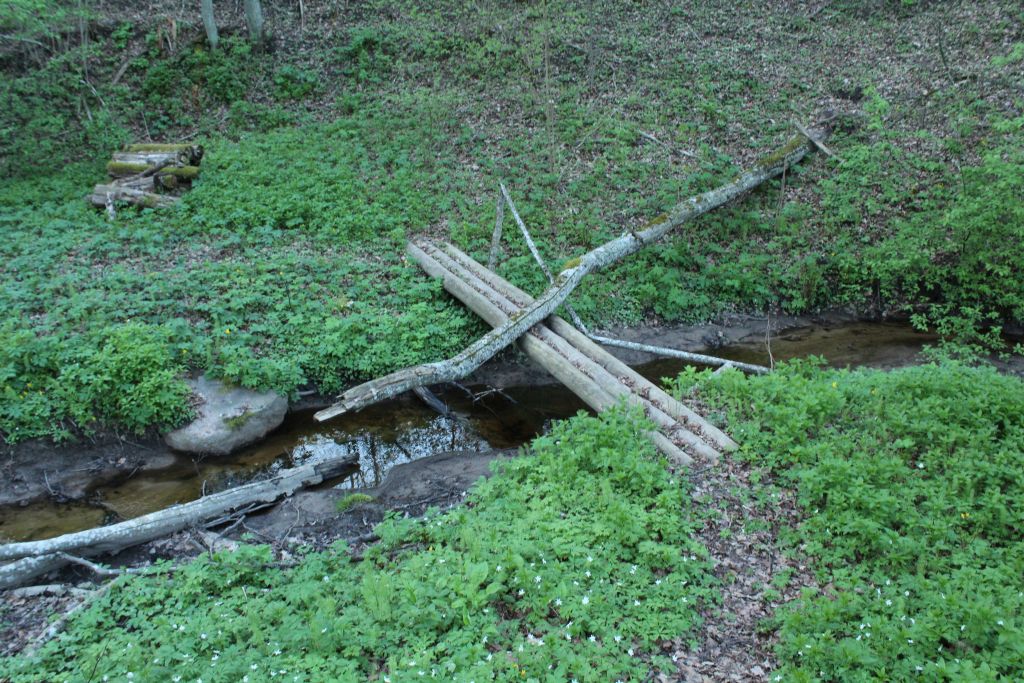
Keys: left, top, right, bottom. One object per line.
{"left": 123, "top": 143, "right": 203, "bottom": 164}
{"left": 315, "top": 128, "right": 827, "bottom": 422}
{"left": 406, "top": 241, "right": 698, "bottom": 464}
{"left": 111, "top": 150, "right": 187, "bottom": 167}
{"left": 434, "top": 241, "right": 739, "bottom": 453}
{"left": 107, "top": 162, "right": 200, "bottom": 180}
{"left": 0, "top": 454, "right": 357, "bottom": 588}
{"left": 89, "top": 184, "right": 179, "bottom": 209}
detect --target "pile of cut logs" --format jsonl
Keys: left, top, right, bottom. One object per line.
{"left": 88, "top": 143, "right": 203, "bottom": 213}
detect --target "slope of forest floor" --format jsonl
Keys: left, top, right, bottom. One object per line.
{"left": 0, "top": 0, "right": 1022, "bottom": 442}
{"left": 2, "top": 362, "right": 1021, "bottom": 682}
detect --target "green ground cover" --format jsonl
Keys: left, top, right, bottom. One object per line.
{"left": 5, "top": 362, "right": 1021, "bottom": 681}
{"left": 0, "top": 409, "right": 717, "bottom": 682}
{"left": 1, "top": 1, "right": 1022, "bottom": 441}
{"left": 684, "top": 361, "right": 1024, "bottom": 681}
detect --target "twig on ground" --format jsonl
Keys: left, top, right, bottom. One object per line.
{"left": 587, "top": 335, "right": 771, "bottom": 374}
{"left": 792, "top": 120, "right": 839, "bottom": 160}
{"left": 639, "top": 130, "right": 696, "bottom": 158}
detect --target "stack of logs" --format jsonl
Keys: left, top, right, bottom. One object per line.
{"left": 89, "top": 143, "right": 203, "bottom": 211}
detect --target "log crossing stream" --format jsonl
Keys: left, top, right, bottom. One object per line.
{"left": 0, "top": 320, "right": 941, "bottom": 544}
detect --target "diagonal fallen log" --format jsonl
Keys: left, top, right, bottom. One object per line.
{"left": 315, "top": 128, "right": 828, "bottom": 423}
{"left": 0, "top": 454, "right": 357, "bottom": 588}
{"left": 431, "top": 240, "right": 738, "bottom": 454}
{"left": 408, "top": 240, "right": 703, "bottom": 464}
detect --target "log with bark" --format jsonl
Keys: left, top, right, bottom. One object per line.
{"left": 88, "top": 184, "right": 179, "bottom": 210}
{"left": 111, "top": 150, "right": 189, "bottom": 168}
{"left": 0, "top": 454, "right": 357, "bottom": 589}
{"left": 315, "top": 126, "right": 829, "bottom": 422}
{"left": 123, "top": 143, "right": 203, "bottom": 164}
{"left": 425, "top": 240, "right": 739, "bottom": 455}
{"left": 405, "top": 241, "right": 699, "bottom": 464}
{"left": 107, "top": 162, "right": 200, "bottom": 180}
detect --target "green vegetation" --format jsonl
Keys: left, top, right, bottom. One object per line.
{"left": 681, "top": 361, "right": 1024, "bottom": 680}
{"left": 1, "top": 0, "right": 1021, "bottom": 441}
{"left": 0, "top": 409, "right": 716, "bottom": 682}
{"left": 335, "top": 492, "right": 374, "bottom": 512}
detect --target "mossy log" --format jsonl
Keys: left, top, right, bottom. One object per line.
{"left": 111, "top": 150, "right": 187, "bottom": 167}
{"left": 315, "top": 125, "right": 831, "bottom": 422}
{"left": 89, "top": 184, "right": 179, "bottom": 209}
{"left": 106, "top": 161, "right": 200, "bottom": 180}
{"left": 123, "top": 143, "right": 204, "bottom": 164}
{"left": 411, "top": 240, "right": 740, "bottom": 463}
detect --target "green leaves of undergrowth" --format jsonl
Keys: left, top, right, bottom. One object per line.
{"left": 1, "top": 409, "right": 716, "bottom": 682}
{"left": 690, "top": 362, "right": 1024, "bottom": 681}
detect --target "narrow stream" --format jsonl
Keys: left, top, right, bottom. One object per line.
{"left": 0, "top": 321, "right": 943, "bottom": 542}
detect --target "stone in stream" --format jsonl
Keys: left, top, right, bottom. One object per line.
{"left": 164, "top": 375, "right": 287, "bottom": 455}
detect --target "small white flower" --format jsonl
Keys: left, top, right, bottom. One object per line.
{"left": 997, "top": 620, "right": 1005, "bottom": 626}
{"left": 588, "top": 635, "right": 596, "bottom": 642}
{"left": 322, "top": 575, "right": 330, "bottom": 582}
{"left": 587, "top": 556, "right": 593, "bottom": 563}
{"left": 634, "top": 599, "right": 641, "bottom": 606}
{"left": 614, "top": 635, "right": 622, "bottom": 643}
{"left": 627, "top": 648, "right": 634, "bottom": 657}
{"left": 534, "top": 576, "right": 541, "bottom": 584}
{"left": 581, "top": 595, "right": 590, "bottom": 605}
{"left": 886, "top": 599, "right": 893, "bottom": 606}
{"left": 517, "top": 589, "right": 525, "bottom": 596}
{"left": 200, "top": 633, "right": 207, "bottom": 640}
{"left": 629, "top": 565, "right": 637, "bottom": 575}
{"left": 555, "top": 598, "right": 562, "bottom": 606}
{"left": 274, "top": 649, "right": 282, "bottom": 656}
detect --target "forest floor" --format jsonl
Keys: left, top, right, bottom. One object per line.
{"left": 1, "top": 1, "right": 1023, "bottom": 681}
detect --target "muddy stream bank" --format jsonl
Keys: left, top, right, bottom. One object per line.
{"left": 0, "top": 315, "right": 982, "bottom": 544}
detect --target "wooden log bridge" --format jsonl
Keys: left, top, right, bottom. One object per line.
{"left": 406, "top": 238, "right": 737, "bottom": 466}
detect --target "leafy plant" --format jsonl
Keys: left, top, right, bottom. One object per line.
{"left": 0, "top": 409, "right": 717, "bottom": 681}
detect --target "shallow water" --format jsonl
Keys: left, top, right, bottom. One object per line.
{"left": 0, "top": 384, "right": 585, "bottom": 542}
{"left": 0, "top": 321, "right": 941, "bottom": 542}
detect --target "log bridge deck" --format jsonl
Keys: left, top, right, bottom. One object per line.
{"left": 407, "top": 238, "right": 737, "bottom": 465}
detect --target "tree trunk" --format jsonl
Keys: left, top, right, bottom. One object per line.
{"left": 0, "top": 455, "right": 357, "bottom": 588}
{"left": 200, "top": 0, "right": 219, "bottom": 49}
{"left": 111, "top": 150, "right": 187, "bottom": 167}
{"left": 406, "top": 240, "right": 729, "bottom": 464}
{"left": 244, "top": 0, "right": 265, "bottom": 45}
{"left": 315, "top": 129, "right": 827, "bottom": 422}
{"left": 107, "top": 162, "right": 200, "bottom": 180}
{"left": 89, "top": 185, "right": 179, "bottom": 209}
{"left": 434, "top": 240, "right": 739, "bottom": 453}
{"left": 123, "top": 143, "right": 203, "bottom": 164}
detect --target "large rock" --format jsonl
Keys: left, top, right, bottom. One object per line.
{"left": 165, "top": 375, "right": 288, "bottom": 455}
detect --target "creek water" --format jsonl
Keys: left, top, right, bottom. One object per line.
{"left": 0, "top": 321, "right": 940, "bottom": 542}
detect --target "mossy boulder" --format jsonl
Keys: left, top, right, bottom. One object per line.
{"left": 164, "top": 375, "right": 287, "bottom": 455}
